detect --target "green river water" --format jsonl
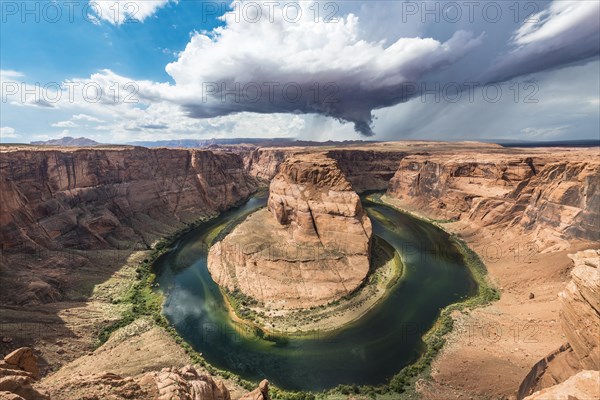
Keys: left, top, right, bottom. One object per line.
{"left": 155, "top": 192, "right": 477, "bottom": 391}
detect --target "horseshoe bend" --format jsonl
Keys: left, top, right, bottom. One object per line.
{"left": 4, "top": 1, "right": 600, "bottom": 397}
{"left": 0, "top": 140, "right": 598, "bottom": 400}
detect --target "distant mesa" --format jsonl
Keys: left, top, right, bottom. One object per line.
{"left": 30, "top": 136, "right": 100, "bottom": 146}
{"left": 127, "top": 138, "right": 378, "bottom": 148}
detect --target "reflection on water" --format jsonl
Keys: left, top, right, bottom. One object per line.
{"left": 155, "top": 193, "right": 477, "bottom": 391}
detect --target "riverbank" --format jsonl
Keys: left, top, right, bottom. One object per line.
{"left": 349, "top": 193, "right": 500, "bottom": 397}
{"left": 153, "top": 191, "right": 499, "bottom": 396}
{"left": 378, "top": 193, "right": 596, "bottom": 400}
{"left": 73, "top": 192, "right": 498, "bottom": 399}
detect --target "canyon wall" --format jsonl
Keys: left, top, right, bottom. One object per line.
{"left": 244, "top": 147, "right": 295, "bottom": 181}
{"left": 326, "top": 149, "right": 406, "bottom": 192}
{"left": 560, "top": 249, "right": 599, "bottom": 370}
{"left": 208, "top": 154, "right": 372, "bottom": 309}
{"left": 0, "top": 146, "right": 258, "bottom": 304}
{"left": 518, "top": 249, "right": 599, "bottom": 399}
{"left": 386, "top": 154, "right": 600, "bottom": 244}
{"left": 241, "top": 147, "right": 407, "bottom": 192}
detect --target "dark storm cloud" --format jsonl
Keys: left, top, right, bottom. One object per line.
{"left": 165, "top": 2, "right": 483, "bottom": 137}
{"left": 482, "top": 1, "right": 600, "bottom": 83}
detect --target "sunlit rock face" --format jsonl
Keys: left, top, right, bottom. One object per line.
{"left": 560, "top": 249, "right": 600, "bottom": 371}
{"left": 208, "top": 155, "right": 372, "bottom": 309}
{"left": 0, "top": 146, "right": 258, "bottom": 305}
{"left": 524, "top": 370, "right": 600, "bottom": 400}
{"left": 387, "top": 155, "right": 600, "bottom": 246}
{"left": 267, "top": 155, "right": 372, "bottom": 254}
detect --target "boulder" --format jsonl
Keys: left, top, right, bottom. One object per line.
{"left": 240, "top": 379, "right": 270, "bottom": 400}
{"left": 4, "top": 347, "right": 40, "bottom": 379}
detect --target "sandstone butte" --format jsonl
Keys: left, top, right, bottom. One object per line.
{"left": 207, "top": 154, "right": 372, "bottom": 309}
{"left": 0, "top": 142, "right": 598, "bottom": 400}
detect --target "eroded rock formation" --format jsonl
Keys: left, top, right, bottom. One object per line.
{"left": 518, "top": 249, "right": 599, "bottom": 399}
{"left": 326, "top": 149, "right": 406, "bottom": 192}
{"left": 241, "top": 147, "right": 407, "bottom": 192}
{"left": 208, "top": 155, "right": 372, "bottom": 309}
{"left": 387, "top": 154, "right": 600, "bottom": 244}
{"left": 267, "top": 155, "right": 372, "bottom": 253}
{"left": 0, "top": 347, "right": 48, "bottom": 400}
{"left": 0, "top": 146, "right": 258, "bottom": 304}
{"left": 239, "top": 379, "right": 269, "bottom": 400}
{"left": 39, "top": 363, "right": 269, "bottom": 400}
{"left": 560, "top": 249, "right": 600, "bottom": 370}
{"left": 523, "top": 370, "right": 600, "bottom": 400}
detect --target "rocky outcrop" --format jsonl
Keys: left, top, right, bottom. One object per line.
{"left": 517, "top": 344, "right": 583, "bottom": 399}
{"left": 387, "top": 155, "right": 600, "bottom": 244}
{"left": 239, "top": 379, "right": 269, "bottom": 400}
{"left": 242, "top": 147, "right": 407, "bottom": 191}
{"left": 560, "top": 249, "right": 600, "bottom": 370}
{"left": 0, "top": 147, "right": 258, "bottom": 304}
{"left": 523, "top": 370, "right": 600, "bottom": 400}
{"left": 3, "top": 348, "right": 40, "bottom": 380}
{"left": 267, "top": 155, "right": 372, "bottom": 253}
{"left": 244, "top": 148, "right": 295, "bottom": 181}
{"left": 0, "top": 347, "right": 48, "bottom": 400}
{"left": 518, "top": 249, "right": 599, "bottom": 399}
{"left": 41, "top": 364, "right": 267, "bottom": 399}
{"left": 141, "top": 366, "right": 232, "bottom": 400}
{"left": 208, "top": 155, "right": 372, "bottom": 309}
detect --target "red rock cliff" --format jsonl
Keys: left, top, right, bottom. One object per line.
{"left": 386, "top": 154, "right": 600, "bottom": 244}
{"left": 0, "top": 146, "right": 258, "bottom": 304}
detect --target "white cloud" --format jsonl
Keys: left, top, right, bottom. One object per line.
{"left": 513, "top": 1, "right": 599, "bottom": 46}
{"left": 52, "top": 120, "right": 78, "bottom": 128}
{"left": 4, "top": 1, "right": 598, "bottom": 142}
{"left": 73, "top": 114, "right": 104, "bottom": 123}
{"left": 0, "top": 70, "right": 24, "bottom": 81}
{"left": 90, "top": 0, "right": 172, "bottom": 25}
{"left": 164, "top": 1, "right": 482, "bottom": 135}
{"left": 0, "top": 126, "right": 18, "bottom": 138}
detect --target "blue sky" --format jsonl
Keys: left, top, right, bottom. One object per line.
{"left": 1, "top": 1, "right": 221, "bottom": 82}
{"left": 1, "top": 1, "right": 599, "bottom": 143}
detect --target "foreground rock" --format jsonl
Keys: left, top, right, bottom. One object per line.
{"left": 0, "top": 347, "right": 48, "bottom": 400}
{"left": 208, "top": 155, "right": 372, "bottom": 309}
{"left": 560, "top": 249, "right": 600, "bottom": 370}
{"left": 42, "top": 364, "right": 268, "bottom": 400}
{"left": 518, "top": 249, "right": 599, "bottom": 398}
{"left": 239, "top": 379, "right": 270, "bottom": 400}
{"left": 524, "top": 370, "right": 600, "bottom": 400}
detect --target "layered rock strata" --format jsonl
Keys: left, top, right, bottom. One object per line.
{"left": 208, "top": 155, "right": 372, "bottom": 309}
{"left": 0, "top": 146, "right": 258, "bottom": 304}
{"left": 523, "top": 370, "right": 600, "bottom": 400}
{"left": 518, "top": 249, "right": 599, "bottom": 398}
{"left": 326, "top": 149, "right": 406, "bottom": 192}
{"left": 560, "top": 249, "right": 600, "bottom": 370}
{"left": 387, "top": 155, "right": 600, "bottom": 243}
{"left": 0, "top": 347, "right": 48, "bottom": 400}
